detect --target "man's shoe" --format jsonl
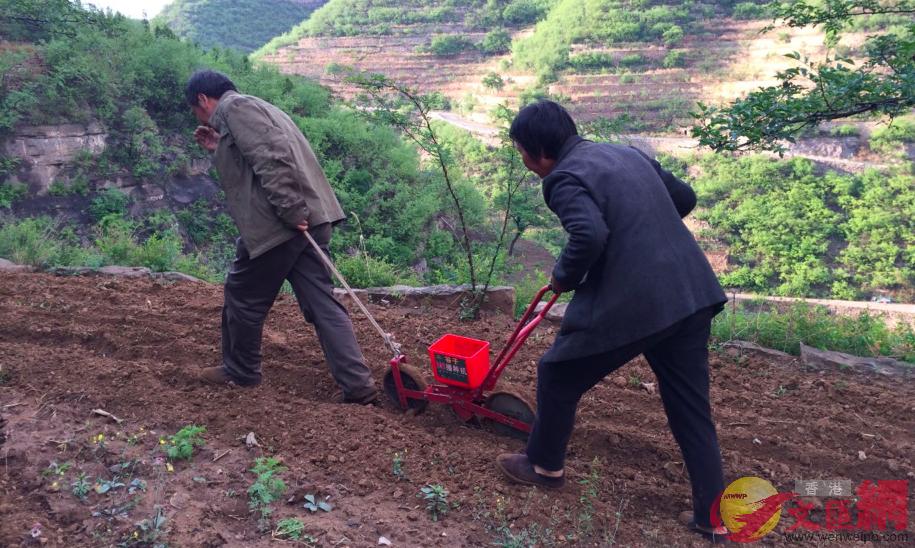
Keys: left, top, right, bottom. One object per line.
{"left": 339, "top": 388, "right": 379, "bottom": 405}
{"left": 678, "top": 511, "right": 730, "bottom": 544}
{"left": 198, "top": 367, "right": 260, "bottom": 387}
{"left": 496, "top": 453, "right": 565, "bottom": 489}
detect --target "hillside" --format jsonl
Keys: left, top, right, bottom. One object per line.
{"left": 0, "top": 1, "right": 506, "bottom": 293}
{"left": 1, "top": 271, "right": 913, "bottom": 546}
{"left": 259, "top": 0, "right": 906, "bottom": 132}
{"left": 255, "top": 2, "right": 782, "bottom": 130}
{"left": 154, "top": 0, "right": 327, "bottom": 52}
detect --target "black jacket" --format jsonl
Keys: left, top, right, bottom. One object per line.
{"left": 542, "top": 137, "right": 726, "bottom": 362}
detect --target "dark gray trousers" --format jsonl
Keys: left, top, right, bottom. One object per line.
{"left": 220, "top": 223, "right": 376, "bottom": 398}
{"left": 526, "top": 305, "right": 725, "bottom": 528}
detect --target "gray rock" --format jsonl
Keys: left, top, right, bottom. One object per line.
{"left": 46, "top": 266, "right": 97, "bottom": 276}
{"left": 98, "top": 266, "right": 152, "bottom": 278}
{"left": 151, "top": 271, "right": 204, "bottom": 283}
{"left": 0, "top": 258, "right": 35, "bottom": 273}
{"left": 2, "top": 122, "right": 107, "bottom": 194}
{"left": 534, "top": 301, "right": 567, "bottom": 323}
{"left": 787, "top": 137, "right": 861, "bottom": 159}
{"left": 722, "top": 340, "right": 794, "bottom": 360}
{"left": 800, "top": 343, "right": 912, "bottom": 376}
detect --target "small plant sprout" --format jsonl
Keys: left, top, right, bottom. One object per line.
{"left": 72, "top": 472, "right": 91, "bottom": 500}
{"left": 94, "top": 477, "right": 126, "bottom": 495}
{"left": 42, "top": 461, "right": 72, "bottom": 478}
{"left": 419, "top": 484, "right": 449, "bottom": 522}
{"left": 248, "top": 457, "right": 288, "bottom": 531}
{"left": 392, "top": 451, "right": 406, "bottom": 480}
{"left": 303, "top": 494, "right": 333, "bottom": 513}
{"left": 165, "top": 424, "right": 206, "bottom": 461}
{"left": 91, "top": 433, "right": 107, "bottom": 450}
{"left": 274, "top": 518, "right": 306, "bottom": 540}
{"left": 127, "top": 506, "right": 167, "bottom": 546}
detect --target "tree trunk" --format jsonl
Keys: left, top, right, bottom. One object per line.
{"left": 508, "top": 229, "right": 524, "bottom": 257}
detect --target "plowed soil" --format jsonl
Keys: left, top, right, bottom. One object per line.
{"left": 1, "top": 273, "right": 913, "bottom": 547}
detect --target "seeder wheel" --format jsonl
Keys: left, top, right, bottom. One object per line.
{"left": 383, "top": 364, "right": 429, "bottom": 414}
{"left": 481, "top": 391, "right": 535, "bottom": 440}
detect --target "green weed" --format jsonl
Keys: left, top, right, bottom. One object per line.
{"left": 164, "top": 424, "right": 206, "bottom": 461}
{"left": 72, "top": 472, "right": 91, "bottom": 500}
{"left": 248, "top": 457, "right": 287, "bottom": 531}
{"left": 419, "top": 484, "right": 449, "bottom": 522}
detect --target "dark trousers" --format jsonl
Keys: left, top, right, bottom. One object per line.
{"left": 526, "top": 305, "right": 724, "bottom": 528}
{"left": 221, "top": 223, "right": 376, "bottom": 398}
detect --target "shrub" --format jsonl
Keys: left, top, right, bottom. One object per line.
{"left": 335, "top": 253, "right": 407, "bottom": 288}
{"left": 662, "top": 25, "right": 684, "bottom": 46}
{"left": 662, "top": 50, "right": 686, "bottom": 68}
{"left": 732, "top": 2, "right": 768, "bottom": 20}
{"left": 480, "top": 28, "right": 511, "bottom": 55}
{"left": 89, "top": 188, "right": 130, "bottom": 222}
{"left": 426, "top": 35, "right": 475, "bottom": 57}
{"left": 567, "top": 52, "right": 616, "bottom": 72}
{"left": 482, "top": 72, "right": 505, "bottom": 91}
{"left": 830, "top": 124, "right": 860, "bottom": 137}
{"left": 869, "top": 118, "right": 915, "bottom": 153}
{"left": 0, "top": 217, "right": 59, "bottom": 266}
{"left": 619, "top": 53, "right": 647, "bottom": 68}
{"left": 0, "top": 155, "right": 21, "bottom": 179}
{"left": 502, "top": 0, "right": 550, "bottom": 25}
{"left": 0, "top": 182, "right": 26, "bottom": 208}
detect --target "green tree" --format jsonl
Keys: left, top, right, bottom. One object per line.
{"left": 482, "top": 72, "right": 505, "bottom": 90}
{"left": 692, "top": 0, "right": 915, "bottom": 152}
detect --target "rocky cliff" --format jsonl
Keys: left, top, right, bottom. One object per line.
{"left": 3, "top": 123, "right": 106, "bottom": 194}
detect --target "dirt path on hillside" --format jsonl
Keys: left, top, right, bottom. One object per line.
{"left": 0, "top": 273, "right": 913, "bottom": 547}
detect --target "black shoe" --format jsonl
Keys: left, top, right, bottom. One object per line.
{"left": 198, "top": 367, "right": 261, "bottom": 388}
{"left": 496, "top": 453, "right": 565, "bottom": 489}
{"left": 339, "top": 388, "right": 379, "bottom": 405}
{"left": 679, "top": 511, "right": 731, "bottom": 544}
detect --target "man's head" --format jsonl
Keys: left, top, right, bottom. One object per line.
{"left": 509, "top": 100, "right": 578, "bottom": 178}
{"left": 185, "top": 70, "right": 237, "bottom": 124}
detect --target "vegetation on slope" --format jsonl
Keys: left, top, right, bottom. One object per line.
{"left": 691, "top": 153, "right": 914, "bottom": 300}
{"left": 692, "top": 0, "right": 915, "bottom": 152}
{"left": 256, "top": 0, "right": 556, "bottom": 56}
{"left": 0, "top": 0, "right": 497, "bottom": 286}
{"left": 512, "top": 0, "right": 772, "bottom": 81}
{"left": 154, "top": 0, "right": 325, "bottom": 53}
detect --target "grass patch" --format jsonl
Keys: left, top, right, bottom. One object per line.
{"left": 713, "top": 302, "right": 915, "bottom": 364}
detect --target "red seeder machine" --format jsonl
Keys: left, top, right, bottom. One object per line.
{"left": 304, "top": 231, "right": 559, "bottom": 439}
{"left": 383, "top": 285, "right": 559, "bottom": 438}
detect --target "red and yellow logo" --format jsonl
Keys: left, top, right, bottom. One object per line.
{"left": 715, "top": 476, "right": 795, "bottom": 543}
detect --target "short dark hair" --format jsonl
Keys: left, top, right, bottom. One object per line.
{"left": 184, "top": 70, "right": 237, "bottom": 106}
{"left": 509, "top": 100, "right": 578, "bottom": 160}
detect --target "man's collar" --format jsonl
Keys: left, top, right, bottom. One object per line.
{"left": 208, "top": 90, "right": 239, "bottom": 132}
{"left": 555, "top": 135, "right": 585, "bottom": 164}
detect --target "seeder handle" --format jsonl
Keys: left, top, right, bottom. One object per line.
{"left": 481, "top": 285, "right": 559, "bottom": 392}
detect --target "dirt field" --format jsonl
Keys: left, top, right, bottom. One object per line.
{"left": 1, "top": 272, "right": 913, "bottom": 547}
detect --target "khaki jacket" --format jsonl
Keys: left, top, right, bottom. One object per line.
{"left": 209, "top": 91, "right": 345, "bottom": 259}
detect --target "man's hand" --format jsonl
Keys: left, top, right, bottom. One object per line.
{"left": 550, "top": 275, "right": 566, "bottom": 294}
{"left": 295, "top": 221, "right": 309, "bottom": 233}
{"left": 194, "top": 125, "right": 219, "bottom": 152}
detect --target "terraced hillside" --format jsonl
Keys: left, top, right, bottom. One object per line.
{"left": 258, "top": 0, "right": 889, "bottom": 133}
{"left": 256, "top": 0, "right": 549, "bottom": 113}
{"left": 549, "top": 19, "right": 862, "bottom": 130}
